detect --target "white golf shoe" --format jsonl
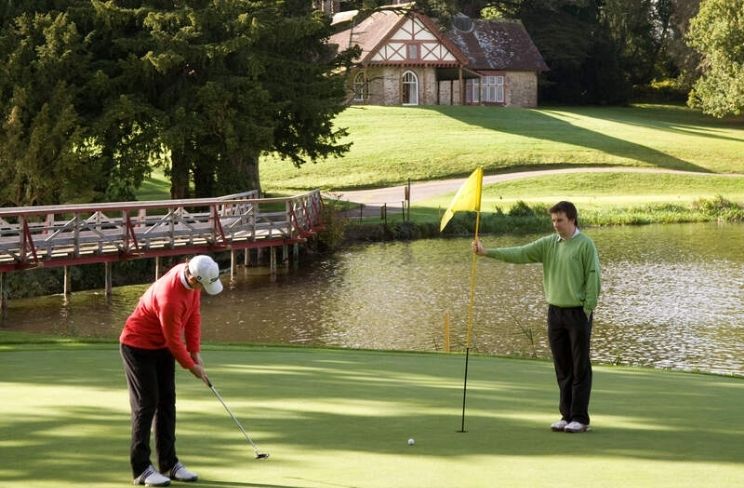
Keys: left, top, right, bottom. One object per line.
{"left": 564, "top": 421, "right": 590, "bottom": 433}
{"left": 550, "top": 419, "right": 568, "bottom": 432}
{"left": 166, "top": 462, "right": 198, "bottom": 482}
{"left": 133, "top": 465, "right": 171, "bottom": 486}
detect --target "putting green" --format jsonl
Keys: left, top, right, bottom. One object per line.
{"left": 1, "top": 343, "right": 743, "bottom": 487}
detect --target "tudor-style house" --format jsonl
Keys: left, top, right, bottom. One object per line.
{"left": 328, "top": 7, "right": 549, "bottom": 107}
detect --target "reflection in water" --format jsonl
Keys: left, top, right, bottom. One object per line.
{"left": 2, "top": 222, "right": 744, "bottom": 375}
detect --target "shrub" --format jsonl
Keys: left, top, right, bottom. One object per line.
{"left": 632, "top": 78, "right": 688, "bottom": 103}
{"left": 316, "top": 197, "right": 350, "bottom": 251}
{"left": 508, "top": 200, "right": 536, "bottom": 217}
{"left": 691, "top": 195, "right": 744, "bottom": 221}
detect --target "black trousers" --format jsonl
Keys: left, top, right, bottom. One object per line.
{"left": 547, "top": 305, "right": 593, "bottom": 425}
{"left": 120, "top": 344, "right": 179, "bottom": 477}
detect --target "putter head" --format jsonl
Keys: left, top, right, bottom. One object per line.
{"left": 256, "top": 453, "right": 270, "bottom": 460}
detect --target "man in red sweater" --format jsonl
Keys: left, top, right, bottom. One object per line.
{"left": 120, "top": 255, "right": 223, "bottom": 486}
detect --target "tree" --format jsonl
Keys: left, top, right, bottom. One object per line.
{"left": 119, "top": 0, "right": 354, "bottom": 198}
{"left": 665, "top": 0, "right": 702, "bottom": 89}
{"left": 134, "top": 0, "right": 276, "bottom": 198}
{"left": 0, "top": 2, "right": 162, "bottom": 205}
{"left": 0, "top": 9, "right": 102, "bottom": 206}
{"left": 601, "top": 0, "right": 658, "bottom": 85}
{"left": 255, "top": 4, "right": 355, "bottom": 189}
{"left": 518, "top": 0, "right": 631, "bottom": 104}
{"left": 687, "top": 0, "right": 744, "bottom": 117}
{"left": 1, "top": 0, "right": 355, "bottom": 205}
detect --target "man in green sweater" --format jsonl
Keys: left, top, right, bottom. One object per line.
{"left": 473, "top": 201, "right": 600, "bottom": 433}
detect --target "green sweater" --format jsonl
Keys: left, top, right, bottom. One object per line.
{"left": 484, "top": 232, "right": 601, "bottom": 315}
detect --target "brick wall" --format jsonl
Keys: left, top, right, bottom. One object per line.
{"left": 351, "top": 67, "right": 446, "bottom": 106}
{"left": 350, "top": 68, "right": 538, "bottom": 107}
{"left": 506, "top": 71, "right": 538, "bottom": 107}
{"left": 438, "top": 80, "right": 463, "bottom": 105}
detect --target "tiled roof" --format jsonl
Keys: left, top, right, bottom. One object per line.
{"left": 328, "top": 10, "right": 403, "bottom": 64}
{"left": 445, "top": 18, "right": 549, "bottom": 72}
{"left": 329, "top": 10, "right": 549, "bottom": 72}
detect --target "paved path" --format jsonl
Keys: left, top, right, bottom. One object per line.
{"left": 330, "top": 167, "right": 738, "bottom": 217}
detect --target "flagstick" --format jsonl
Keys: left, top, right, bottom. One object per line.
{"left": 459, "top": 346, "right": 470, "bottom": 432}
{"left": 459, "top": 210, "right": 481, "bottom": 433}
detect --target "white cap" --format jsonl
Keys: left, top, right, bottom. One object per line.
{"left": 188, "top": 255, "right": 223, "bottom": 295}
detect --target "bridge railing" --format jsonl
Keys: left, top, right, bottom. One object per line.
{"left": 0, "top": 190, "right": 323, "bottom": 271}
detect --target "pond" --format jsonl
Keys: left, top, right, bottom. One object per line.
{"left": 2, "top": 222, "right": 744, "bottom": 376}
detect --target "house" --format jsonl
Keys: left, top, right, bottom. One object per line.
{"left": 328, "top": 7, "right": 549, "bottom": 107}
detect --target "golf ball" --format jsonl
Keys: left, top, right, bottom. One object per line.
{"left": 408, "top": 438, "right": 415, "bottom": 446}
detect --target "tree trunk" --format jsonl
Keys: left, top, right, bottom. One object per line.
{"left": 170, "top": 148, "right": 190, "bottom": 200}
{"left": 193, "top": 161, "right": 214, "bottom": 198}
{"left": 214, "top": 153, "right": 261, "bottom": 196}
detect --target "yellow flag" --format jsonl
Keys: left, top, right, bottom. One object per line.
{"left": 440, "top": 167, "right": 483, "bottom": 232}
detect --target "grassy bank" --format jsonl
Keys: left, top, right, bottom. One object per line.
{"left": 135, "top": 104, "right": 744, "bottom": 231}
{"left": 1, "top": 337, "right": 743, "bottom": 488}
{"left": 425, "top": 172, "right": 744, "bottom": 228}
{"left": 260, "top": 104, "right": 744, "bottom": 192}
{"left": 336, "top": 172, "right": 744, "bottom": 241}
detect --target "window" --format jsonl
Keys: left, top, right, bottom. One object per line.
{"left": 406, "top": 44, "right": 418, "bottom": 60}
{"left": 465, "top": 79, "right": 480, "bottom": 104}
{"left": 481, "top": 75, "right": 505, "bottom": 103}
{"left": 402, "top": 71, "right": 419, "bottom": 105}
{"left": 353, "top": 72, "right": 368, "bottom": 102}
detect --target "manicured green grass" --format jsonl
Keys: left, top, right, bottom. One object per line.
{"left": 424, "top": 172, "right": 744, "bottom": 211}
{"left": 2, "top": 339, "right": 744, "bottom": 487}
{"left": 362, "top": 172, "right": 744, "bottom": 229}
{"left": 260, "top": 104, "right": 744, "bottom": 192}
{"left": 137, "top": 167, "right": 171, "bottom": 201}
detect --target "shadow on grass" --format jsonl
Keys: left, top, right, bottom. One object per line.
{"left": 576, "top": 104, "right": 744, "bottom": 143}
{"left": 198, "top": 481, "right": 311, "bottom": 488}
{"left": 1, "top": 346, "right": 744, "bottom": 486}
{"left": 422, "top": 105, "right": 712, "bottom": 174}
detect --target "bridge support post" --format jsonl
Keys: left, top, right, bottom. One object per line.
{"left": 155, "top": 256, "right": 161, "bottom": 280}
{"left": 257, "top": 248, "right": 264, "bottom": 265}
{"left": 243, "top": 248, "right": 250, "bottom": 267}
{"left": 270, "top": 247, "right": 277, "bottom": 281}
{"left": 230, "top": 249, "right": 236, "bottom": 283}
{"left": 104, "top": 262, "right": 112, "bottom": 298}
{"left": 63, "top": 266, "right": 71, "bottom": 301}
{"left": 283, "top": 244, "right": 289, "bottom": 268}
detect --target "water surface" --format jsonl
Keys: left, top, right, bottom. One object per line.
{"left": 3, "top": 222, "right": 743, "bottom": 375}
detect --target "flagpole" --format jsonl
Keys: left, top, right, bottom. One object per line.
{"left": 459, "top": 210, "right": 481, "bottom": 433}
{"left": 440, "top": 166, "right": 482, "bottom": 434}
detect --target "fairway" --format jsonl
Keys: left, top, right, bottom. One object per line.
{"left": 259, "top": 105, "right": 744, "bottom": 192}
{"left": 1, "top": 344, "right": 743, "bottom": 487}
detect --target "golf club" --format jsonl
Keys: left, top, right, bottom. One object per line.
{"left": 207, "top": 380, "right": 270, "bottom": 459}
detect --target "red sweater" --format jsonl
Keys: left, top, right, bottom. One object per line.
{"left": 120, "top": 263, "right": 201, "bottom": 369}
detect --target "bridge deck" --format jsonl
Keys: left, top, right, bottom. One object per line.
{"left": 0, "top": 190, "right": 323, "bottom": 272}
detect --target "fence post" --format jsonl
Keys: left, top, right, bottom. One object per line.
{"left": 0, "top": 272, "right": 7, "bottom": 316}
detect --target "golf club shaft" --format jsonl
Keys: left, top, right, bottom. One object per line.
{"left": 209, "top": 384, "right": 261, "bottom": 453}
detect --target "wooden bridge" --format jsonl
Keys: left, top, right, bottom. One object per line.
{"left": 0, "top": 190, "right": 324, "bottom": 306}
